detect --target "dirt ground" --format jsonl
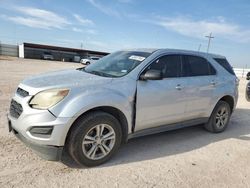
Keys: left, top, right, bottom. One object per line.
{"left": 0, "top": 57, "right": 250, "bottom": 188}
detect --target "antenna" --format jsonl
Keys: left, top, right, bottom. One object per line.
{"left": 205, "top": 33, "right": 214, "bottom": 53}
{"left": 198, "top": 44, "right": 201, "bottom": 52}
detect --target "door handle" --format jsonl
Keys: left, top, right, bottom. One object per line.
{"left": 210, "top": 81, "right": 217, "bottom": 86}
{"left": 176, "top": 84, "right": 182, "bottom": 90}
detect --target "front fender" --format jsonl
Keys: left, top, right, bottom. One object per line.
{"left": 49, "top": 87, "right": 134, "bottom": 132}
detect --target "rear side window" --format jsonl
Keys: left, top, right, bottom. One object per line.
{"left": 213, "top": 58, "right": 235, "bottom": 75}
{"left": 182, "top": 55, "right": 216, "bottom": 77}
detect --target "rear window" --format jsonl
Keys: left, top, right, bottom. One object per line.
{"left": 213, "top": 58, "right": 235, "bottom": 75}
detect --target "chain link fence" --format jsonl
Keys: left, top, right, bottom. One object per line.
{"left": 0, "top": 42, "right": 18, "bottom": 57}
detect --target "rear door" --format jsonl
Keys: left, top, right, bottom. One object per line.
{"left": 135, "top": 55, "right": 188, "bottom": 131}
{"left": 181, "top": 55, "right": 217, "bottom": 119}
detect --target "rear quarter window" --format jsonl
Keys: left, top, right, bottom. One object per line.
{"left": 213, "top": 58, "right": 235, "bottom": 75}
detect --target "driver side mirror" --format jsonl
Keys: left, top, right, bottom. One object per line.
{"left": 140, "top": 69, "right": 163, "bottom": 80}
{"left": 246, "top": 72, "right": 250, "bottom": 80}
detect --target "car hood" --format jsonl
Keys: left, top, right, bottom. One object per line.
{"left": 20, "top": 69, "right": 112, "bottom": 93}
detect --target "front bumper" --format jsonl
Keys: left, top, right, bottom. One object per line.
{"left": 11, "top": 126, "right": 63, "bottom": 161}
{"left": 7, "top": 86, "right": 75, "bottom": 160}
{"left": 7, "top": 111, "right": 70, "bottom": 160}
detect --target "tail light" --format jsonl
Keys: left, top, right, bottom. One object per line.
{"left": 235, "top": 77, "right": 240, "bottom": 87}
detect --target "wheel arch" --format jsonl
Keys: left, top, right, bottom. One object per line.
{"left": 218, "top": 95, "right": 235, "bottom": 113}
{"left": 65, "top": 106, "right": 129, "bottom": 145}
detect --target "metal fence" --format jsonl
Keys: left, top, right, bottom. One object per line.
{"left": 0, "top": 43, "right": 18, "bottom": 57}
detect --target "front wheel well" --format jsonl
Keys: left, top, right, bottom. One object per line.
{"left": 66, "top": 106, "right": 128, "bottom": 145}
{"left": 219, "top": 95, "right": 234, "bottom": 112}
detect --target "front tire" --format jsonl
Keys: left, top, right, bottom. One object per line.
{"left": 66, "top": 111, "right": 122, "bottom": 167}
{"left": 204, "top": 101, "right": 231, "bottom": 133}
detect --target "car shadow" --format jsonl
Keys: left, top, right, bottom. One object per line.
{"left": 61, "top": 108, "right": 250, "bottom": 168}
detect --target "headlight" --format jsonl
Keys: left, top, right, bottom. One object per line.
{"left": 29, "top": 88, "right": 69, "bottom": 110}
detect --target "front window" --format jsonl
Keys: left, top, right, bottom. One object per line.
{"left": 145, "top": 55, "right": 181, "bottom": 78}
{"left": 82, "top": 51, "right": 151, "bottom": 77}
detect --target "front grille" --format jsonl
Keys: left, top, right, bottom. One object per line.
{"left": 10, "top": 99, "right": 23, "bottom": 119}
{"left": 16, "top": 87, "right": 29, "bottom": 97}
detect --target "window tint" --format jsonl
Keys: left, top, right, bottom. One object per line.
{"left": 147, "top": 55, "right": 181, "bottom": 78}
{"left": 182, "top": 55, "right": 215, "bottom": 77}
{"left": 209, "top": 64, "right": 216, "bottom": 75}
{"left": 213, "top": 58, "right": 235, "bottom": 75}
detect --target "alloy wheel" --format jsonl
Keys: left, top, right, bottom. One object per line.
{"left": 82, "top": 124, "right": 116, "bottom": 160}
{"left": 215, "top": 106, "right": 229, "bottom": 128}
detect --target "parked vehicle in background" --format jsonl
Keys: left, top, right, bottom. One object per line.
{"left": 246, "top": 72, "right": 250, "bottom": 101}
{"left": 246, "top": 72, "right": 250, "bottom": 80}
{"left": 80, "top": 56, "right": 100, "bottom": 65}
{"left": 42, "top": 52, "right": 54, "bottom": 60}
{"left": 7, "top": 49, "right": 238, "bottom": 167}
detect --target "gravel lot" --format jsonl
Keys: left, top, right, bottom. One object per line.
{"left": 0, "top": 57, "right": 250, "bottom": 188}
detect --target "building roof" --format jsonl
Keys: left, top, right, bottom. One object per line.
{"left": 23, "top": 42, "right": 109, "bottom": 56}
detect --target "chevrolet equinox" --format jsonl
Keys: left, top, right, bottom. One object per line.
{"left": 8, "top": 49, "right": 238, "bottom": 166}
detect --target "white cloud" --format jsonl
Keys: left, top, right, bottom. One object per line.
{"left": 72, "top": 27, "right": 83, "bottom": 32}
{"left": 152, "top": 16, "right": 250, "bottom": 43}
{"left": 2, "top": 6, "right": 69, "bottom": 29}
{"left": 85, "top": 29, "right": 98, "bottom": 35}
{"left": 73, "top": 14, "right": 94, "bottom": 26}
{"left": 72, "top": 27, "right": 97, "bottom": 35}
{"left": 87, "top": 0, "right": 120, "bottom": 17}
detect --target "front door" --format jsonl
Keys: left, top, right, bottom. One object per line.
{"left": 135, "top": 55, "right": 187, "bottom": 131}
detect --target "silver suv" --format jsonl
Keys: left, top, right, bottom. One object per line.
{"left": 8, "top": 49, "right": 238, "bottom": 166}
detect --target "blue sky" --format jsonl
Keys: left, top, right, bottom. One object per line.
{"left": 0, "top": 0, "right": 250, "bottom": 67}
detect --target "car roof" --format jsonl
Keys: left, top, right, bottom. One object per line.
{"left": 124, "top": 48, "right": 159, "bottom": 53}
{"left": 124, "top": 48, "right": 226, "bottom": 59}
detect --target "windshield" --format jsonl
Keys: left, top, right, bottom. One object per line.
{"left": 83, "top": 51, "right": 151, "bottom": 77}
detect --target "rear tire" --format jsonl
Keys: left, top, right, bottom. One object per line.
{"left": 65, "top": 111, "right": 122, "bottom": 167}
{"left": 204, "top": 101, "right": 231, "bottom": 133}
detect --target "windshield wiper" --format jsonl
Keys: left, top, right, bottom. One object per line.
{"left": 84, "top": 69, "right": 116, "bottom": 78}
{"left": 88, "top": 70, "right": 105, "bottom": 76}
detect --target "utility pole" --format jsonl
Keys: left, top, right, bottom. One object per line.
{"left": 205, "top": 33, "right": 214, "bottom": 53}
{"left": 80, "top": 42, "right": 83, "bottom": 49}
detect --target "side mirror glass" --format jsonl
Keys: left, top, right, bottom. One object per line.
{"left": 140, "top": 69, "right": 163, "bottom": 80}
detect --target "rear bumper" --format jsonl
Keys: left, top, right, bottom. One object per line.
{"left": 12, "top": 128, "right": 63, "bottom": 161}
